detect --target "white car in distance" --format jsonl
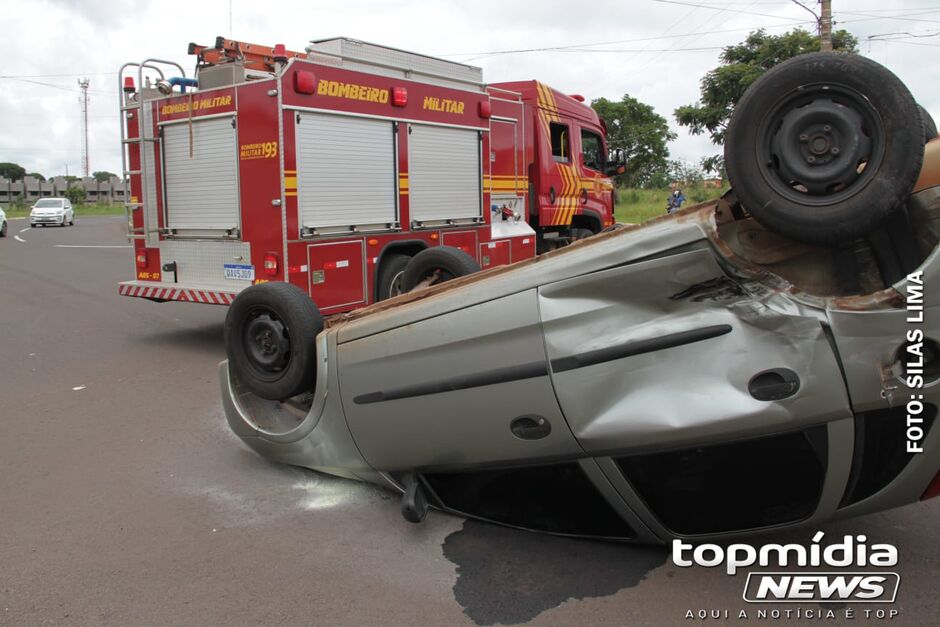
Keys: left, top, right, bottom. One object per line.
{"left": 30, "top": 198, "right": 74, "bottom": 227}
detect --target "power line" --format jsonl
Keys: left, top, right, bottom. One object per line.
{"left": 869, "top": 28, "right": 940, "bottom": 41}
{"left": 0, "top": 77, "right": 79, "bottom": 92}
{"left": 837, "top": 9, "right": 940, "bottom": 25}
{"left": 0, "top": 72, "right": 117, "bottom": 79}
{"left": 875, "top": 38, "right": 940, "bottom": 48}
{"left": 649, "top": 0, "right": 808, "bottom": 21}
{"left": 630, "top": 0, "right": 760, "bottom": 75}
{"left": 444, "top": 18, "right": 811, "bottom": 60}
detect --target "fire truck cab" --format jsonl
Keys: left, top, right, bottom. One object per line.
{"left": 117, "top": 38, "right": 616, "bottom": 313}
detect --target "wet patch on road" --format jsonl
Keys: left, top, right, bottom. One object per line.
{"left": 177, "top": 455, "right": 390, "bottom": 529}
{"left": 442, "top": 519, "right": 667, "bottom": 625}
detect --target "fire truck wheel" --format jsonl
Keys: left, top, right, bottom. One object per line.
{"left": 224, "top": 282, "right": 324, "bottom": 401}
{"left": 725, "top": 52, "right": 923, "bottom": 247}
{"left": 571, "top": 228, "right": 594, "bottom": 241}
{"left": 400, "top": 246, "right": 481, "bottom": 292}
{"left": 376, "top": 253, "right": 411, "bottom": 301}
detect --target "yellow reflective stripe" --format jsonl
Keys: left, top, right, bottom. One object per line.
{"left": 557, "top": 165, "right": 567, "bottom": 225}
{"left": 556, "top": 164, "right": 569, "bottom": 225}
{"left": 283, "top": 176, "right": 297, "bottom": 189}
{"left": 564, "top": 165, "right": 576, "bottom": 225}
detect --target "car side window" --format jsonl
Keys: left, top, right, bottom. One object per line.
{"left": 550, "top": 123, "right": 570, "bottom": 163}
{"left": 581, "top": 129, "right": 604, "bottom": 172}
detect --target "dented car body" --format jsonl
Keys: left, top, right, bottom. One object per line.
{"left": 220, "top": 51, "right": 940, "bottom": 542}
{"left": 221, "top": 137, "right": 940, "bottom": 542}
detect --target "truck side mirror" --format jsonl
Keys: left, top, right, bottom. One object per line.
{"left": 604, "top": 149, "right": 626, "bottom": 176}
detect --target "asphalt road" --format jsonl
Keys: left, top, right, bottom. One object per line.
{"left": 1, "top": 216, "right": 938, "bottom": 626}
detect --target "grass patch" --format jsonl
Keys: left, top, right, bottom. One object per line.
{"left": 614, "top": 186, "right": 723, "bottom": 225}
{"left": 2, "top": 203, "right": 125, "bottom": 219}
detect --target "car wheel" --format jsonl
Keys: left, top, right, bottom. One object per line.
{"left": 400, "top": 246, "right": 481, "bottom": 292}
{"left": 376, "top": 253, "right": 411, "bottom": 301}
{"left": 921, "top": 104, "right": 938, "bottom": 143}
{"left": 0, "top": 221, "right": 7, "bottom": 237}
{"left": 725, "top": 52, "right": 924, "bottom": 247}
{"left": 224, "top": 282, "right": 324, "bottom": 401}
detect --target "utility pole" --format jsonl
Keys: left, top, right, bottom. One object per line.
{"left": 819, "top": 0, "right": 833, "bottom": 52}
{"left": 78, "top": 78, "right": 90, "bottom": 177}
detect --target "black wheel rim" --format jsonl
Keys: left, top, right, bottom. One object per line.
{"left": 241, "top": 306, "right": 291, "bottom": 380}
{"left": 758, "top": 83, "right": 885, "bottom": 207}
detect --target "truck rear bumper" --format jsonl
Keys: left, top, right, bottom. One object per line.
{"left": 118, "top": 280, "right": 244, "bottom": 305}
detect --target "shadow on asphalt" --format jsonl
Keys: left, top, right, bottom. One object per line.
{"left": 134, "top": 322, "right": 225, "bottom": 353}
{"left": 442, "top": 520, "right": 668, "bottom": 625}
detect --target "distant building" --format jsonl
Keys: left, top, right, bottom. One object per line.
{"left": 0, "top": 175, "right": 125, "bottom": 206}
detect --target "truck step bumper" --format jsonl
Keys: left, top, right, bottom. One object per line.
{"left": 118, "top": 280, "right": 244, "bottom": 305}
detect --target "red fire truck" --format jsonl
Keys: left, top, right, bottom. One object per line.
{"left": 117, "top": 37, "right": 619, "bottom": 314}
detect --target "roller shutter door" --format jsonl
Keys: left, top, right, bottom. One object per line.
{"left": 163, "top": 117, "right": 240, "bottom": 230}
{"left": 296, "top": 113, "right": 397, "bottom": 228}
{"left": 409, "top": 125, "right": 481, "bottom": 222}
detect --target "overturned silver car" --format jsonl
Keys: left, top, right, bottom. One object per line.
{"left": 221, "top": 53, "right": 940, "bottom": 542}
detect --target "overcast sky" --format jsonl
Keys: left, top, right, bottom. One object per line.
{"left": 1, "top": 0, "right": 938, "bottom": 178}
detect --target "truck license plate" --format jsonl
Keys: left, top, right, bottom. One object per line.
{"left": 224, "top": 264, "right": 255, "bottom": 281}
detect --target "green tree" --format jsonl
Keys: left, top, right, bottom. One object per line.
{"left": 92, "top": 171, "right": 116, "bottom": 183}
{"left": 63, "top": 186, "right": 87, "bottom": 205}
{"left": 592, "top": 95, "right": 676, "bottom": 188}
{"left": 0, "top": 162, "right": 27, "bottom": 181}
{"left": 675, "top": 28, "right": 858, "bottom": 171}
{"left": 646, "top": 159, "right": 707, "bottom": 190}
{"left": 668, "top": 159, "right": 705, "bottom": 187}
{"left": 28, "top": 172, "right": 46, "bottom": 181}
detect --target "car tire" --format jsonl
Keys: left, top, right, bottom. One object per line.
{"left": 376, "top": 253, "right": 411, "bottom": 301}
{"left": 224, "top": 282, "right": 324, "bottom": 401}
{"left": 400, "top": 246, "right": 481, "bottom": 292}
{"left": 921, "top": 104, "right": 938, "bottom": 143}
{"left": 0, "top": 221, "right": 7, "bottom": 237}
{"left": 725, "top": 52, "right": 924, "bottom": 247}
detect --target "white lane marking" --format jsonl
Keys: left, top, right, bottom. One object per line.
{"left": 72, "top": 385, "right": 87, "bottom": 391}
{"left": 18, "top": 227, "right": 31, "bottom": 233}
{"left": 53, "top": 245, "right": 132, "bottom": 249}
{"left": 14, "top": 235, "right": 26, "bottom": 242}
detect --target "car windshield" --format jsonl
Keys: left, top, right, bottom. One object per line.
{"left": 34, "top": 200, "right": 64, "bottom": 208}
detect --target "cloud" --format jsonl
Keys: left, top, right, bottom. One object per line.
{"left": 1, "top": 0, "right": 936, "bottom": 175}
